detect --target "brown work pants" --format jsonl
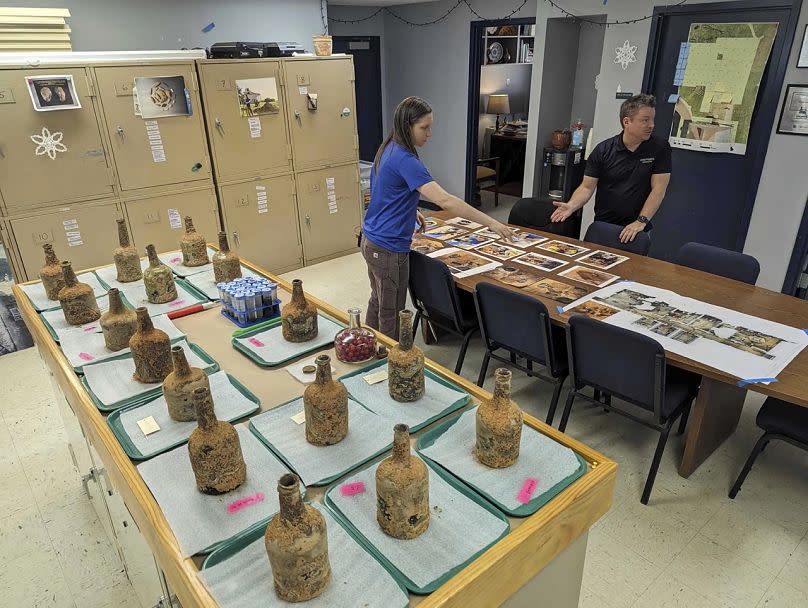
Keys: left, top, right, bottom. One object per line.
{"left": 361, "top": 238, "right": 409, "bottom": 340}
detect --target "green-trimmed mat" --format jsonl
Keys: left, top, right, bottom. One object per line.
{"left": 21, "top": 271, "right": 107, "bottom": 312}
{"left": 248, "top": 396, "right": 392, "bottom": 487}
{"left": 40, "top": 291, "right": 136, "bottom": 343}
{"left": 198, "top": 503, "right": 409, "bottom": 608}
{"left": 107, "top": 372, "right": 260, "bottom": 460}
{"left": 416, "top": 409, "right": 587, "bottom": 517}
{"left": 232, "top": 314, "right": 344, "bottom": 367}
{"left": 323, "top": 456, "right": 510, "bottom": 594}
{"left": 120, "top": 278, "right": 211, "bottom": 317}
{"left": 81, "top": 341, "right": 219, "bottom": 412}
{"left": 158, "top": 247, "right": 218, "bottom": 278}
{"left": 338, "top": 359, "right": 471, "bottom": 432}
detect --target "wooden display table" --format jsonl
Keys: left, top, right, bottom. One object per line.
{"left": 13, "top": 253, "right": 616, "bottom": 608}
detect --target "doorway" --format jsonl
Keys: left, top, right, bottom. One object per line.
{"left": 465, "top": 18, "right": 536, "bottom": 217}
{"left": 642, "top": 0, "right": 803, "bottom": 261}
{"left": 332, "top": 36, "right": 384, "bottom": 162}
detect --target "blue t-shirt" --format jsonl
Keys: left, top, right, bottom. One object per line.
{"left": 362, "top": 141, "right": 433, "bottom": 253}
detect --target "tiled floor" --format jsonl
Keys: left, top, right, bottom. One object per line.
{"left": 2, "top": 221, "right": 807, "bottom": 607}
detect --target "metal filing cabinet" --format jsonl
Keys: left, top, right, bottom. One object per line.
{"left": 295, "top": 163, "right": 362, "bottom": 265}
{"left": 219, "top": 175, "right": 302, "bottom": 274}
{"left": 0, "top": 66, "right": 115, "bottom": 215}
{"left": 5, "top": 199, "right": 122, "bottom": 281}
{"left": 283, "top": 57, "right": 359, "bottom": 172}
{"left": 197, "top": 59, "right": 293, "bottom": 183}
{"left": 94, "top": 62, "right": 210, "bottom": 192}
{"left": 123, "top": 186, "right": 219, "bottom": 253}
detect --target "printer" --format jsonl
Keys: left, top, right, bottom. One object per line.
{"left": 209, "top": 42, "right": 305, "bottom": 59}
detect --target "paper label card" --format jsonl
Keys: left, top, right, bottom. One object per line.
{"left": 137, "top": 416, "right": 161, "bottom": 436}
{"left": 363, "top": 370, "right": 388, "bottom": 385}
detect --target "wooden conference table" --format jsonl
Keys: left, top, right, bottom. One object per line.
{"left": 429, "top": 211, "right": 808, "bottom": 478}
{"left": 13, "top": 252, "right": 616, "bottom": 608}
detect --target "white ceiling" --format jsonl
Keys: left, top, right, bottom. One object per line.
{"left": 328, "top": 1, "right": 440, "bottom": 5}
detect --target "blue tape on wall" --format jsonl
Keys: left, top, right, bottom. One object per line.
{"left": 202, "top": 22, "right": 215, "bottom": 33}
{"left": 736, "top": 378, "right": 778, "bottom": 387}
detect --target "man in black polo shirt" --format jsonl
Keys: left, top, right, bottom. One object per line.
{"left": 551, "top": 94, "right": 671, "bottom": 243}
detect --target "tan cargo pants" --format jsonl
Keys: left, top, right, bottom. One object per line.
{"left": 361, "top": 237, "right": 409, "bottom": 340}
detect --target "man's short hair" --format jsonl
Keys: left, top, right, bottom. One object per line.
{"left": 620, "top": 94, "right": 656, "bottom": 125}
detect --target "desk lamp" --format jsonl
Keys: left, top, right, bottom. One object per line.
{"left": 486, "top": 94, "right": 510, "bottom": 132}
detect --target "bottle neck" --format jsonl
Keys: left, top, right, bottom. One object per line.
{"left": 348, "top": 308, "right": 362, "bottom": 329}
{"left": 117, "top": 220, "right": 131, "bottom": 248}
{"left": 492, "top": 370, "right": 512, "bottom": 403}
{"left": 217, "top": 232, "right": 230, "bottom": 252}
{"left": 108, "top": 289, "right": 125, "bottom": 314}
{"left": 171, "top": 347, "right": 191, "bottom": 377}
{"left": 184, "top": 217, "right": 196, "bottom": 234}
{"left": 314, "top": 357, "right": 332, "bottom": 384}
{"left": 392, "top": 425, "right": 411, "bottom": 462}
{"left": 398, "top": 312, "right": 414, "bottom": 350}
{"left": 135, "top": 309, "right": 154, "bottom": 333}
{"left": 291, "top": 281, "right": 306, "bottom": 305}
{"left": 278, "top": 482, "right": 305, "bottom": 521}
{"left": 146, "top": 245, "right": 160, "bottom": 267}
{"left": 194, "top": 391, "right": 217, "bottom": 430}
{"left": 61, "top": 262, "right": 77, "bottom": 287}
{"left": 43, "top": 244, "right": 58, "bottom": 266}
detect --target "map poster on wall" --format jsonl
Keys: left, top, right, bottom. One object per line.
{"left": 669, "top": 22, "right": 779, "bottom": 155}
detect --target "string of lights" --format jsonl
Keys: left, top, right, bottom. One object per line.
{"left": 542, "top": 0, "right": 688, "bottom": 26}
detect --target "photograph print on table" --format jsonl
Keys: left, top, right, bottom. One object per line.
{"left": 411, "top": 237, "right": 444, "bottom": 255}
{"left": 445, "top": 217, "right": 484, "bottom": 229}
{"left": 576, "top": 250, "right": 630, "bottom": 270}
{"left": 482, "top": 265, "right": 539, "bottom": 288}
{"left": 427, "top": 247, "right": 501, "bottom": 278}
{"left": 474, "top": 242, "right": 526, "bottom": 261}
{"left": 509, "top": 230, "right": 548, "bottom": 248}
{"left": 558, "top": 265, "right": 620, "bottom": 288}
{"left": 523, "top": 278, "right": 588, "bottom": 304}
{"left": 513, "top": 252, "right": 569, "bottom": 272}
{"left": 473, "top": 227, "right": 503, "bottom": 241}
{"left": 537, "top": 240, "right": 590, "bottom": 257}
{"left": 566, "top": 300, "right": 621, "bottom": 322}
{"left": 423, "top": 225, "right": 469, "bottom": 241}
{"left": 446, "top": 234, "right": 493, "bottom": 250}
{"left": 423, "top": 216, "right": 444, "bottom": 229}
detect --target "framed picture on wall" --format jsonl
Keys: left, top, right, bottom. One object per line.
{"left": 776, "top": 84, "right": 808, "bottom": 136}
{"left": 798, "top": 25, "right": 808, "bottom": 68}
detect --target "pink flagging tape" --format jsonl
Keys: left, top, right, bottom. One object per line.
{"left": 168, "top": 299, "right": 187, "bottom": 308}
{"left": 83, "top": 324, "right": 98, "bottom": 332}
{"left": 78, "top": 352, "right": 95, "bottom": 362}
{"left": 170, "top": 256, "right": 182, "bottom": 264}
{"left": 517, "top": 477, "right": 540, "bottom": 504}
{"left": 248, "top": 337, "right": 265, "bottom": 347}
{"left": 227, "top": 492, "right": 265, "bottom": 513}
{"left": 339, "top": 481, "right": 366, "bottom": 496}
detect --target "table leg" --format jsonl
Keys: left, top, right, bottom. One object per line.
{"left": 679, "top": 377, "right": 746, "bottom": 478}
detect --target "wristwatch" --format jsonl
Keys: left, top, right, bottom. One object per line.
{"left": 638, "top": 215, "right": 650, "bottom": 224}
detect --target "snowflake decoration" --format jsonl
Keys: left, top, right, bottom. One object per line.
{"left": 30, "top": 127, "right": 67, "bottom": 160}
{"left": 614, "top": 40, "right": 638, "bottom": 71}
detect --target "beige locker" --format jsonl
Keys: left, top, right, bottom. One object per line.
{"left": 7, "top": 199, "right": 121, "bottom": 281}
{"left": 94, "top": 63, "right": 210, "bottom": 191}
{"left": 123, "top": 187, "right": 219, "bottom": 254}
{"left": 0, "top": 67, "right": 114, "bottom": 214}
{"left": 197, "top": 60, "right": 293, "bottom": 182}
{"left": 295, "top": 163, "right": 361, "bottom": 264}
{"left": 219, "top": 175, "right": 302, "bottom": 274}
{"left": 283, "top": 58, "right": 358, "bottom": 171}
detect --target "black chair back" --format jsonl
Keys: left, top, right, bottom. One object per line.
{"left": 475, "top": 282, "right": 561, "bottom": 374}
{"left": 675, "top": 242, "right": 760, "bottom": 285}
{"left": 408, "top": 250, "right": 464, "bottom": 330}
{"left": 568, "top": 314, "right": 665, "bottom": 420}
{"left": 584, "top": 221, "right": 651, "bottom": 255}
{"left": 508, "top": 197, "right": 581, "bottom": 238}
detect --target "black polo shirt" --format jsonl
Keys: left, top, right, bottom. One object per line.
{"left": 584, "top": 133, "right": 672, "bottom": 227}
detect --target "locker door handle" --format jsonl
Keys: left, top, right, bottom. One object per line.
{"left": 294, "top": 110, "right": 302, "bottom": 125}
{"left": 233, "top": 231, "right": 240, "bottom": 248}
{"left": 115, "top": 126, "right": 125, "bottom": 141}
{"left": 215, "top": 118, "right": 224, "bottom": 135}
{"left": 305, "top": 214, "right": 311, "bottom": 228}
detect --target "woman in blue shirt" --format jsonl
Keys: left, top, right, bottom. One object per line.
{"left": 362, "top": 96, "right": 512, "bottom": 338}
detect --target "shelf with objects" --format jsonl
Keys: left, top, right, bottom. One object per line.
{"left": 483, "top": 24, "right": 535, "bottom": 66}
{"left": 13, "top": 239, "right": 616, "bottom": 607}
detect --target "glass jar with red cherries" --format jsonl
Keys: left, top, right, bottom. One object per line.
{"left": 334, "top": 308, "right": 378, "bottom": 364}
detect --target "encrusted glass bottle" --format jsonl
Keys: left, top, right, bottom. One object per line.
{"left": 143, "top": 244, "right": 177, "bottom": 304}
{"left": 129, "top": 307, "right": 172, "bottom": 383}
{"left": 334, "top": 307, "right": 377, "bottom": 364}
{"left": 388, "top": 309, "right": 424, "bottom": 402}
{"left": 187, "top": 387, "right": 247, "bottom": 494}
{"left": 39, "top": 243, "right": 65, "bottom": 301}
{"left": 180, "top": 216, "right": 209, "bottom": 267}
{"left": 99, "top": 288, "right": 137, "bottom": 351}
{"left": 58, "top": 262, "right": 101, "bottom": 326}
{"left": 376, "top": 424, "right": 430, "bottom": 539}
{"left": 303, "top": 354, "right": 348, "bottom": 446}
{"left": 162, "top": 345, "right": 210, "bottom": 422}
{"left": 212, "top": 231, "right": 241, "bottom": 284}
{"left": 476, "top": 368, "right": 523, "bottom": 468}
{"left": 265, "top": 473, "right": 331, "bottom": 602}
{"left": 113, "top": 219, "right": 142, "bottom": 283}
{"left": 281, "top": 279, "right": 318, "bottom": 342}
